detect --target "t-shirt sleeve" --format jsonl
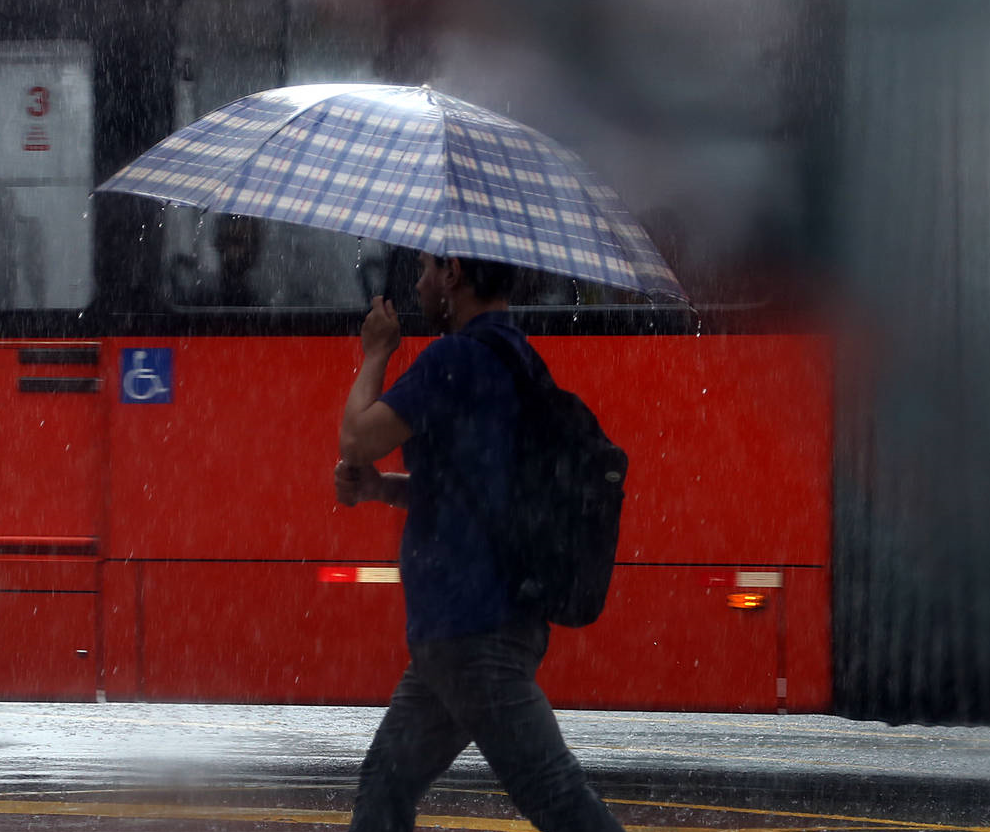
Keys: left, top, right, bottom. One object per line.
{"left": 380, "top": 339, "right": 458, "bottom": 437}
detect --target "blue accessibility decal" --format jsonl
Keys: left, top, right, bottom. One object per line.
{"left": 121, "top": 348, "right": 172, "bottom": 404}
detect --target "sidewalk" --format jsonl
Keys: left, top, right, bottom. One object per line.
{"left": 2, "top": 704, "right": 988, "bottom": 819}
{"left": 550, "top": 710, "right": 990, "bottom": 818}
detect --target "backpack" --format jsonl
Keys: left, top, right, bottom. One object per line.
{"left": 464, "top": 328, "right": 628, "bottom": 627}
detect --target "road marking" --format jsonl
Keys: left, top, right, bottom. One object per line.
{"left": 0, "top": 802, "right": 529, "bottom": 830}
{"left": 1, "top": 791, "right": 986, "bottom": 832}
{"left": 0, "top": 802, "right": 878, "bottom": 832}
{"left": 607, "top": 797, "right": 990, "bottom": 832}
{"left": 437, "top": 788, "right": 990, "bottom": 832}
{"left": 0, "top": 800, "right": 350, "bottom": 824}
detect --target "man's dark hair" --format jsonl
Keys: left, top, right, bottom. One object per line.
{"left": 456, "top": 257, "right": 518, "bottom": 301}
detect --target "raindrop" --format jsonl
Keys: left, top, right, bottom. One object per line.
{"left": 355, "top": 236, "right": 363, "bottom": 272}
{"left": 138, "top": 223, "right": 146, "bottom": 242}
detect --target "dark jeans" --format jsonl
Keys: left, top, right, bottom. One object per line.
{"left": 349, "top": 617, "right": 625, "bottom": 832}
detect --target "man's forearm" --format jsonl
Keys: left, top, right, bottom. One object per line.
{"left": 379, "top": 472, "right": 410, "bottom": 509}
{"left": 339, "top": 353, "right": 389, "bottom": 460}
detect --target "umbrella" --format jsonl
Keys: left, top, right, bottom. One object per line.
{"left": 97, "top": 83, "right": 685, "bottom": 300}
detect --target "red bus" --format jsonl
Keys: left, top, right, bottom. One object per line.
{"left": 0, "top": 9, "right": 833, "bottom": 712}
{"left": 1, "top": 295, "right": 832, "bottom": 711}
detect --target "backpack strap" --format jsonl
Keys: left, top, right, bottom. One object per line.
{"left": 457, "top": 326, "right": 550, "bottom": 609}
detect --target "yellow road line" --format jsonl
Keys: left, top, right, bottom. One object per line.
{"left": 607, "top": 797, "right": 990, "bottom": 832}
{"left": 0, "top": 802, "right": 532, "bottom": 830}
{"left": 1, "top": 793, "right": 985, "bottom": 832}
{"left": 0, "top": 800, "right": 350, "bottom": 824}
{"left": 415, "top": 814, "right": 533, "bottom": 830}
{"left": 437, "top": 787, "right": 990, "bottom": 832}
{"left": 0, "top": 802, "right": 881, "bottom": 832}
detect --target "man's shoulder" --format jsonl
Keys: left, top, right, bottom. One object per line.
{"left": 459, "top": 313, "right": 529, "bottom": 352}
{"left": 458, "top": 315, "right": 538, "bottom": 378}
{"left": 399, "top": 333, "right": 483, "bottom": 388}
{"left": 405, "top": 315, "right": 531, "bottom": 388}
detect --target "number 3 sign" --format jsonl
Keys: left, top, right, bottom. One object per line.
{"left": 24, "top": 85, "right": 51, "bottom": 151}
{"left": 26, "top": 85, "right": 50, "bottom": 117}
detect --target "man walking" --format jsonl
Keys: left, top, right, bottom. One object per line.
{"left": 336, "top": 251, "right": 626, "bottom": 831}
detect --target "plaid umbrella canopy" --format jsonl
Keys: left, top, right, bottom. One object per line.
{"left": 98, "top": 83, "right": 685, "bottom": 300}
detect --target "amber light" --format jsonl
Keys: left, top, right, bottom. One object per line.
{"left": 727, "top": 592, "right": 766, "bottom": 610}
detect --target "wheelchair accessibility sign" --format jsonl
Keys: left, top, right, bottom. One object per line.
{"left": 121, "top": 348, "right": 172, "bottom": 403}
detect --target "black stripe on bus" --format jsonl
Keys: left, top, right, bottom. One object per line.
{"left": 18, "top": 347, "right": 100, "bottom": 365}
{"left": 18, "top": 377, "right": 101, "bottom": 394}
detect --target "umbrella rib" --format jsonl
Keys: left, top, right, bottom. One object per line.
{"left": 435, "top": 94, "right": 452, "bottom": 257}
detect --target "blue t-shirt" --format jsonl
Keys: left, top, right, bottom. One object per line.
{"left": 380, "top": 311, "right": 534, "bottom": 642}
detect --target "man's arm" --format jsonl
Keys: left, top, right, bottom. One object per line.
{"left": 334, "top": 463, "right": 410, "bottom": 509}
{"left": 338, "top": 296, "right": 412, "bottom": 466}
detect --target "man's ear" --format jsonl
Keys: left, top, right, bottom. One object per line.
{"left": 444, "top": 256, "right": 464, "bottom": 290}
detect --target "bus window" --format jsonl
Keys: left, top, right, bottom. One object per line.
{"left": 509, "top": 271, "right": 653, "bottom": 309}
{"left": 0, "top": 42, "right": 93, "bottom": 310}
{"left": 160, "top": 0, "right": 398, "bottom": 314}
{"left": 162, "top": 208, "right": 386, "bottom": 311}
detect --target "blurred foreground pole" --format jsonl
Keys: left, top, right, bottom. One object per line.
{"left": 833, "top": 0, "right": 990, "bottom": 723}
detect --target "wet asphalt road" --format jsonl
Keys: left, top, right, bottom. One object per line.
{"left": 1, "top": 703, "right": 988, "bottom": 830}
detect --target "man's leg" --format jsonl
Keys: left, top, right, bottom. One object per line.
{"left": 349, "top": 662, "right": 471, "bottom": 832}
{"left": 413, "top": 621, "right": 626, "bottom": 832}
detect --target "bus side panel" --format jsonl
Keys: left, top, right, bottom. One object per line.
{"left": 781, "top": 566, "right": 833, "bottom": 712}
{"left": 102, "top": 336, "right": 413, "bottom": 702}
{"left": 136, "top": 561, "right": 407, "bottom": 703}
{"left": 0, "top": 558, "right": 98, "bottom": 700}
{"left": 97, "top": 333, "right": 831, "bottom": 709}
{"left": 535, "top": 334, "right": 833, "bottom": 711}
{"left": 102, "top": 560, "right": 141, "bottom": 699}
{"left": 535, "top": 334, "right": 833, "bottom": 569}
{"left": 539, "top": 565, "right": 782, "bottom": 711}
{"left": 0, "top": 341, "right": 104, "bottom": 701}
{"left": 105, "top": 337, "right": 410, "bottom": 564}
{"left": 0, "top": 342, "right": 103, "bottom": 540}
